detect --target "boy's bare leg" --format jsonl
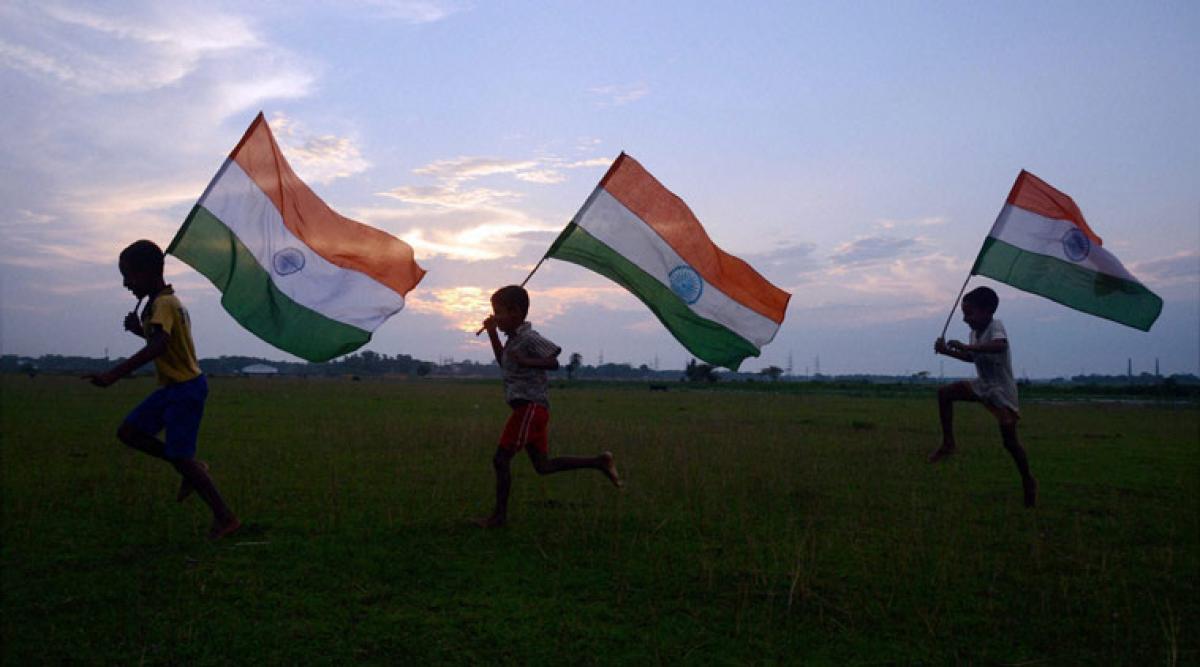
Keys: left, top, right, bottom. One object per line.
{"left": 527, "top": 449, "right": 623, "bottom": 487}
{"left": 476, "top": 448, "right": 514, "bottom": 528}
{"left": 117, "top": 422, "right": 169, "bottom": 460}
{"left": 929, "top": 382, "right": 974, "bottom": 463}
{"left": 118, "top": 423, "right": 239, "bottom": 537}
{"left": 999, "top": 421, "right": 1037, "bottom": 508}
{"left": 171, "top": 459, "right": 239, "bottom": 539}
{"left": 118, "top": 423, "right": 190, "bottom": 495}
{"left": 177, "top": 460, "right": 209, "bottom": 502}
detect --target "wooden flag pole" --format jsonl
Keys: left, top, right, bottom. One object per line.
{"left": 471, "top": 151, "right": 621, "bottom": 336}
{"left": 517, "top": 254, "right": 549, "bottom": 289}
{"left": 474, "top": 253, "right": 550, "bottom": 336}
{"left": 939, "top": 273, "right": 972, "bottom": 340}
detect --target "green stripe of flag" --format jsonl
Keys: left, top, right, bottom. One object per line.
{"left": 972, "top": 236, "right": 1163, "bottom": 332}
{"left": 548, "top": 222, "right": 759, "bottom": 369}
{"left": 169, "top": 206, "right": 372, "bottom": 361}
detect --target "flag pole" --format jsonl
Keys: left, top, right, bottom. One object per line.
{"left": 473, "top": 151, "right": 624, "bottom": 336}
{"left": 474, "top": 253, "right": 551, "bottom": 336}
{"left": 939, "top": 273, "right": 972, "bottom": 339}
{"left": 518, "top": 254, "right": 549, "bottom": 288}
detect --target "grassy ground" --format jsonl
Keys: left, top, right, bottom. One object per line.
{"left": 2, "top": 375, "right": 1196, "bottom": 664}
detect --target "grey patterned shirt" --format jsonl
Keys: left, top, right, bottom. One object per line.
{"left": 501, "top": 322, "right": 562, "bottom": 407}
{"left": 969, "top": 318, "right": 1019, "bottom": 413}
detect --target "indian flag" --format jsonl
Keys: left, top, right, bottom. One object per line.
{"left": 546, "top": 153, "right": 790, "bottom": 370}
{"left": 168, "top": 113, "right": 426, "bottom": 361}
{"left": 971, "top": 170, "right": 1162, "bottom": 331}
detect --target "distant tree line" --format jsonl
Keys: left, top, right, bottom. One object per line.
{"left": 3, "top": 354, "right": 1197, "bottom": 395}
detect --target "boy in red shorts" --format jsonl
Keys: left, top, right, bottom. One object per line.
{"left": 476, "top": 285, "right": 622, "bottom": 528}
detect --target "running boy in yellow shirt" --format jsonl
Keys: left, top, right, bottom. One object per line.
{"left": 86, "top": 240, "right": 240, "bottom": 540}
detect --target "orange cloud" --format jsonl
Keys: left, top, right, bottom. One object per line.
{"left": 406, "top": 286, "right": 493, "bottom": 332}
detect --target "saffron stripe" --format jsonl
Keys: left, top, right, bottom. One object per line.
{"left": 570, "top": 188, "right": 782, "bottom": 348}
{"left": 1005, "top": 170, "right": 1102, "bottom": 245}
{"left": 548, "top": 222, "right": 761, "bottom": 369}
{"left": 597, "top": 153, "right": 790, "bottom": 323}
{"left": 195, "top": 158, "right": 405, "bottom": 331}
{"left": 228, "top": 113, "right": 425, "bottom": 296}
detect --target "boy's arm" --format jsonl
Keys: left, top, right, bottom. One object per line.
{"left": 935, "top": 337, "right": 975, "bottom": 363}
{"left": 84, "top": 328, "right": 168, "bottom": 387}
{"left": 511, "top": 350, "right": 560, "bottom": 371}
{"left": 124, "top": 311, "right": 145, "bottom": 337}
{"left": 511, "top": 335, "right": 561, "bottom": 370}
{"left": 962, "top": 338, "right": 1008, "bottom": 355}
{"left": 482, "top": 316, "right": 504, "bottom": 365}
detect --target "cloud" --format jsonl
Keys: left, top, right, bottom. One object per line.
{"left": 387, "top": 153, "right": 609, "bottom": 207}
{"left": 0, "top": 3, "right": 328, "bottom": 278}
{"left": 366, "top": 151, "right": 611, "bottom": 260}
{"left": 376, "top": 185, "right": 522, "bottom": 208}
{"left": 786, "top": 249, "right": 967, "bottom": 327}
{"left": 745, "top": 241, "right": 821, "bottom": 283}
{"left": 516, "top": 169, "right": 567, "bottom": 185}
{"left": 357, "top": 0, "right": 466, "bottom": 23}
{"left": 269, "top": 113, "right": 370, "bottom": 184}
{"left": 875, "top": 215, "right": 948, "bottom": 230}
{"left": 567, "top": 157, "right": 612, "bottom": 168}
{"left": 1130, "top": 251, "right": 1200, "bottom": 287}
{"left": 406, "top": 286, "right": 493, "bottom": 332}
{"left": 0, "top": 176, "right": 204, "bottom": 270}
{"left": 2, "top": 3, "right": 260, "bottom": 94}
{"left": 355, "top": 204, "right": 560, "bottom": 262}
{"left": 414, "top": 156, "right": 541, "bottom": 184}
{"left": 829, "top": 235, "right": 926, "bottom": 266}
{"left": 588, "top": 82, "right": 650, "bottom": 106}
{"left": 1, "top": 3, "right": 315, "bottom": 117}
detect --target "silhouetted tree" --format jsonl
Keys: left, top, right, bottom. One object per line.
{"left": 760, "top": 366, "right": 783, "bottom": 382}
{"left": 685, "top": 358, "right": 718, "bottom": 383}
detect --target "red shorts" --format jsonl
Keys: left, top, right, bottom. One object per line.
{"left": 499, "top": 402, "right": 549, "bottom": 454}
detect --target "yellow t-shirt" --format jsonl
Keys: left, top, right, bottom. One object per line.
{"left": 141, "top": 287, "right": 202, "bottom": 386}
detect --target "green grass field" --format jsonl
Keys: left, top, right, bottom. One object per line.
{"left": 2, "top": 375, "right": 1196, "bottom": 664}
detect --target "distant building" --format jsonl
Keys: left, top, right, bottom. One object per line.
{"left": 240, "top": 363, "right": 279, "bottom": 376}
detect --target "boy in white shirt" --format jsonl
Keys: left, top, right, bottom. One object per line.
{"left": 930, "top": 287, "right": 1037, "bottom": 507}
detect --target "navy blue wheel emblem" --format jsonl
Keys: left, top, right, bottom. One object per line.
{"left": 1061, "top": 227, "right": 1091, "bottom": 262}
{"left": 668, "top": 265, "right": 704, "bottom": 304}
{"left": 272, "top": 247, "right": 306, "bottom": 275}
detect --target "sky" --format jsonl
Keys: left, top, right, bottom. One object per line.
{"left": 1, "top": 0, "right": 1197, "bottom": 378}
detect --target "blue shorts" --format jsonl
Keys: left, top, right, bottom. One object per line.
{"left": 123, "top": 375, "right": 208, "bottom": 460}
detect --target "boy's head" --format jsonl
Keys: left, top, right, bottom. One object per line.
{"left": 961, "top": 286, "right": 999, "bottom": 331}
{"left": 119, "top": 240, "right": 165, "bottom": 298}
{"left": 490, "top": 285, "right": 529, "bottom": 333}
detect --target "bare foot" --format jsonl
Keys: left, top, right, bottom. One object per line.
{"left": 601, "top": 451, "right": 623, "bottom": 488}
{"left": 177, "top": 461, "right": 210, "bottom": 502}
{"left": 474, "top": 515, "right": 506, "bottom": 528}
{"left": 208, "top": 515, "right": 241, "bottom": 541}
{"left": 927, "top": 443, "right": 956, "bottom": 464}
{"left": 1023, "top": 477, "right": 1038, "bottom": 508}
